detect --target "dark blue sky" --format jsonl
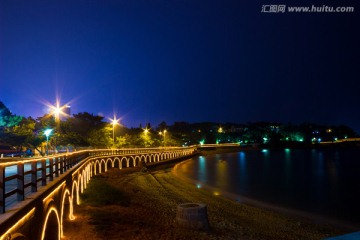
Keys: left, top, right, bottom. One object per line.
{"left": 1, "top": 0, "right": 359, "bottom": 132}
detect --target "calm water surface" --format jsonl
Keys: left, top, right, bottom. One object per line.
{"left": 176, "top": 148, "right": 360, "bottom": 225}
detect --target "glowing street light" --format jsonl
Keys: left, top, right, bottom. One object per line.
{"left": 109, "top": 116, "right": 120, "bottom": 146}
{"left": 159, "top": 130, "right": 167, "bottom": 146}
{"left": 144, "top": 128, "right": 149, "bottom": 134}
{"left": 46, "top": 100, "right": 71, "bottom": 153}
{"left": 49, "top": 101, "right": 70, "bottom": 122}
{"left": 44, "top": 129, "right": 53, "bottom": 156}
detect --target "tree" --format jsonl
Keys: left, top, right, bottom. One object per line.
{"left": 114, "top": 134, "right": 131, "bottom": 148}
{"left": 88, "top": 127, "right": 112, "bottom": 148}
{"left": 0, "top": 101, "right": 22, "bottom": 128}
{"left": 141, "top": 130, "right": 154, "bottom": 147}
{"left": 59, "top": 112, "right": 110, "bottom": 147}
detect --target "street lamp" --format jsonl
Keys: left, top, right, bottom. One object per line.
{"left": 44, "top": 129, "right": 53, "bottom": 156}
{"left": 159, "top": 130, "right": 167, "bottom": 146}
{"left": 110, "top": 116, "right": 120, "bottom": 146}
{"left": 144, "top": 128, "right": 149, "bottom": 134}
{"left": 49, "top": 101, "right": 70, "bottom": 153}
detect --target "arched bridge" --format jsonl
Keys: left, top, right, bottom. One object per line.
{"left": 0, "top": 147, "right": 196, "bottom": 240}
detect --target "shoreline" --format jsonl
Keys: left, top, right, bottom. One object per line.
{"left": 172, "top": 159, "right": 360, "bottom": 233}
{"left": 63, "top": 156, "right": 351, "bottom": 239}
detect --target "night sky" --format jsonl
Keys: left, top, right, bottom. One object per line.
{"left": 1, "top": 1, "right": 359, "bottom": 132}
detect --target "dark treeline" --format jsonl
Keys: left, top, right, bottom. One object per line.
{"left": 0, "top": 101, "right": 358, "bottom": 155}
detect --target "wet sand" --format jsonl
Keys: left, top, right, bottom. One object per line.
{"left": 63, "top": 162, "right": 349, "bottom": 240}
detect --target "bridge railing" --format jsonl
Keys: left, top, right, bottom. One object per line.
{"left": 0, "top": 147, "right": 195, "bottom": 214}
{"left": 0, "top": 151, "right": 89, "bottom": 213}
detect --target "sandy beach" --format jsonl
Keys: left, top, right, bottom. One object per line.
{"left": 63, "top": 160, "right": 348, "bottom": 240}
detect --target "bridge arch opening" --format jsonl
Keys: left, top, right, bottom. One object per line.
{"left": 42, "top": 207, "right": 60, "bottom": 240}
{"left": 106, "top": 158, "right": 113, "bottom": 170}
{"left": 100, "top": 159, "right": 106, "bottom": 172}
{"left": 113, "top": 157, "right": 120, "bottom": 168}
{"left": 61, "top": 189, "right": 74, "bottom": 237}
{"left": 120, "top": 157, "right": 128, "bottom": 169}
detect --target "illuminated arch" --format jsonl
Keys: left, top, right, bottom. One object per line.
{"left": 94, "top": 159, "right": 101, "bottom": 175}
{"left": 90, "top": 161, "right": 96, "bottom": 177}
{"left": 81, "top": 169, "right": 87, "bottom": 190}
{"left": 41, "top": 206, "right": 60, "bottom": 240}
{"left": 100, "top": 159, "right": 106, "bottom": 172}
{"left": 148, "top": 154, "right": 154, "bottom": 163}
{"left": 77, "top": 173, "right": 84, "bottom": 194}
{"left": 146, "top": 154, "right": 151, "bottom": 163}
{"left": 71, "top": 180, "right": 80, "bottom": 205}
{"left": 113, "top": 157, "right": 121, "bottom": 168}
{"left": 105, "top": 158, "right": 113, "bottom": 170}
{"left": 120, "top": 157, "right": 127, "bottom": 169}
{"left": 60, "top": 189, "right": 75, "bottom": 237}
{"left": 128, "top": 156, "right": 136, "bottom": 167}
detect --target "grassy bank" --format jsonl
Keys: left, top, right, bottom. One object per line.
{"left": 63, "top": 165, "right": 346, "bottom": 240}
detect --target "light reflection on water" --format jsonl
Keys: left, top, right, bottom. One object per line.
{"left": 176, "top": 148, "right": 360, "bottom": 225}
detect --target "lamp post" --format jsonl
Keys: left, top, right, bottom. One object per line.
{"left": 110, "top": 116, "right": 120, "bottom": 147}
{"left": 44, "top": 129, "right": 53, "bottom": 156}
{"left": 50, "top": 101, "right": 68, "bottom": 153}
{"left": 159, "top": 130, "right": 167, "bottom": 147}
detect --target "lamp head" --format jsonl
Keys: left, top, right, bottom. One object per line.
{"left": 44, "top": 129, "right": 53, "bottom": 137}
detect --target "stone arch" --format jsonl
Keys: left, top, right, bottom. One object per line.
{"left": 91, "top": 161, "right": 96, "bottom": 177}
{"left": 81, "top": 169, "right": 87, "bottom": 190}
{"left": 60, "top": 188, "right": 74, "bottom": 238}
{"left": 120, "top": 157, "right": 127, "bottom": 169}
{"left": 41, "top": 204, "right": 60, "bottom": 240}
{"left": 149, "top": 154, "right": 154, "bottom": 163}
{"left": 71, "top": 180, "right": 80, "bottom": 205}
{"left": 94, "top": 160, "right": 101, "bottom": 174}
{"left": 129, "top": 156, "right": 136, "bottom": 167}
{"left": 155, "top": 153, "right": 160, "bottom": 162}
{"left": 86, "top": 164, "right": 91, "bottom": 182}
{"left": 106, "top": 158, "right": 113, "bottom": 170}
{"left": 100, "top": 159, "right": 106, "bottom": 172}
{"left": 113, "top": 157, "right": 121, "bottom": 168}
{"left": 77, "top": 173, "right": 84, "bottom": 194}
{"left": 140, "top": 155, "right": 146, "bottom": 163}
